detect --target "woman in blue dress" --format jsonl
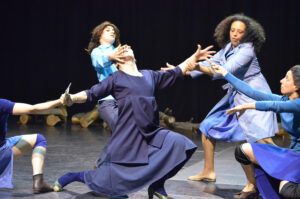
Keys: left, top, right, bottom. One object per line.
{"left": 0, "top": 97, "right": 63, "bottom": 193}
{"left": 211, "top": 62, "right": 300, "bottom": 199}
{"left": 184, "top": 14, "right": 278, "bottom": 196}
{"left": 53, "top": 44, "right": 215, "bottom": 199}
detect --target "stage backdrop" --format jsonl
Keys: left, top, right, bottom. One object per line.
{"left": 1, "top": 0, "right": 299, "bottom": 122}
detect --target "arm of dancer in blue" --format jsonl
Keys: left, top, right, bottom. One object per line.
{"left": 191, "top": 43, "right": 255, "bottom": 79}
{"left": 224, "top": 72, "right": 300, "bottom": 113}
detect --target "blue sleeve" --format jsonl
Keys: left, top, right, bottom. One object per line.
{"left": 214, "top": 44, "right": 254, "bottom": 79}
{"left": 190, "top": 49, "right": 223, "bottom": 79}
{"left": 225, "top": 73, "right": 283, "bottom": 101}
{"left": 256, "top": 99, "right": 300, "bottom": 113}
{"left": 85, "top": 75, "right": 114, "bottom": 104}
{"left": 0, "top": 99, "right": 15, "bottom": 115}
{"left": 152, "top": 67, "right": 183, "bottom": 92}
{"left": 91, "top": 48, "right": 114, "bottom": 69}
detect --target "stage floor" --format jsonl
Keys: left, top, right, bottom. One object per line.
{"left": 0, "top": 117, "right": 290, "bottom": 199}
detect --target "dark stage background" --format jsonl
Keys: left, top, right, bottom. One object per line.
{"left": 1, "top": 0, "right": 300, "bottom": 122}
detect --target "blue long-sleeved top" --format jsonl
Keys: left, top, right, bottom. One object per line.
{"left": 91, "top": 44, "right": 118, "bottom": 101}
{"left": 225, "top": 72, "right": 300, "bottom": 138}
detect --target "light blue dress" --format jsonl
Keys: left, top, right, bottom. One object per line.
{"left": 190, "top": 42, "right": 278, "bottom": 142}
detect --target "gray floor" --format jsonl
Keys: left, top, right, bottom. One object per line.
{"left": 0, "top": 117, "right": 291, "bottom": 199}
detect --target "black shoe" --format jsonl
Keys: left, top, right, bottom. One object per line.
{"left": 33, "top": 174, "right": 53, "bottom": 194}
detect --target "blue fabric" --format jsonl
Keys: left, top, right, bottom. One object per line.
{"left": 97, "top": 99, "right": 118, "bottom": 130}
{"left": 254, "top": 165, "right": 281, "bottom": 199}
{"left": 0, "top": 145, "right": 13, "bottom": 189}
{"left": 0, "top": 99, "right": 15, "bottom": 189}
{"left": 290, "top": 138, "right": 300, "bottom": 153}
{"left": 5, "top": 136, "right": 22, "bottom": 148}
{"left": 85, "top": 67, "right": 184, "bottom": 164}
{"left": 194, "top": 43, "right": 278, "bottom": 142}
{"left": 251, "top": 143, "right": 300, "bottom": 199}
{"left": 0, "top": 99, "right": 15, "bottom": 146}
{"left": 34, "top": 134, "right": 47, "bottom": 148}
{"left": 58, "top": 172, "right": 85, "bottom": 187}
{"left": 84, "top": 131, "right": 197, "bottom": 197}
{"left": 252, "top": 143, "right": 300, "bottom": 183}
{"left": 225, "top": 72, "right": 300, "bottom": 139}
{"left": 200, "top": 93, "right": 246, "bottom": 142}
{"left": 91, "top": 44, "right": 118, "bottom": 101}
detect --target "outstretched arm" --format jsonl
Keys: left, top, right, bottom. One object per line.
{"left": 178, "top": 45, "right": 215, "bottom": 74}
{"left": 209, "top": 60, "right": 282, "bottom": 102}
{"left": 12, "top": 98, "right": 62, "bottom": 115}
{"left": 61, "top": 91, "right": 87, "bottom": 107}
{"left": 161, "top": 45, "right": 215, "bottom": 74}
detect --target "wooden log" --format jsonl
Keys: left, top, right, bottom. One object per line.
{"left": 159, "top": 111, "right": 175, "bottom": 128}
{"left": 71, "top": 112, "right": 85, "bottom": 124}
{"left": 160, "top": 120, "right": 199, "bottom": 135}
{"left": 19, "top": 114, "right": 32, "bottom": 125}
{"left": 103, "top": 121, "right": 111, "bottom": 131}
{"left": 80, "top": 107, "right": 99, "bottom": 128}
{"left": 46, "top": 114, "right": 62, "bottom": 127}
{"left": 164, "top": 107, "right": 173, "bottom": 116}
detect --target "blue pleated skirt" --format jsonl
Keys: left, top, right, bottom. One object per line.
{"left": 83, "top": 131, "right": 197, "bottom": 197}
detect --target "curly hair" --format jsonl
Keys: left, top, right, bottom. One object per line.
{"left": 85, "top": 21, "right": 120, "bottom": 55}
{"left": 290, "top": 65, "right": 300, "bottom": 95}
{"left": 214, "top": 14, "right": 265, "bottom": 53}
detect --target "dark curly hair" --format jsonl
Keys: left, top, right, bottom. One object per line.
{"left": 290, "top": 65, "right": 300, "bottom": 95}
{"left": 85, "top": 21, "right": 120, "bottom": 55}
{"left": 214, "top": 14, "right": 265, "bottom": 53}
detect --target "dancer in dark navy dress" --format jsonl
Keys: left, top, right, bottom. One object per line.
{"left": 211, "top": 62, "right": 300, "bottom": 199}
{"left": 0, "top": 97, "right": 63, "bottom": 193}
{"left": 53, "top": 44, "right": 215, "bottom": 198}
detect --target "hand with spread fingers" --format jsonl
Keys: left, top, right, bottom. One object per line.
{"left": 109, "top": 44, "right": 129, "bottom": 64}
{"left": 161, "top": 45, "right": 215, "bottom": 73}
{"left": 190, "top": 45, "right": 216, "bottom": 62}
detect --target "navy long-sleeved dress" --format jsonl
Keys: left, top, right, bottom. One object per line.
{"left": 82, "top": 67, "right": 197, "bottom": 197}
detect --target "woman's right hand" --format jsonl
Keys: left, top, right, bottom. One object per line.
{"left": 109, "top": 44, "right": 128, "bottom": 63}
{"left": 60, "top": 93, "right": 73, "bottom": 107}
{"left": 207, "top": 59, "right": 228, "bottom": 77}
